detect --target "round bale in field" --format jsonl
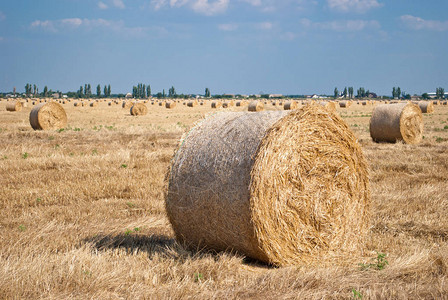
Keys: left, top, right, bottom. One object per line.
{"left": 283, "top": 101, "right": 298, "bottom": 110}
{"left": 248, "top": 101, "right": 264, "bottom": 112}
{"left": 211, "top": 101, "right": 222, "bottom": 109}
{"left": 29, "top": 102, "right": 67, "bottom": 130}
{"left": 90, "top": 102, "right": 98, "bottom": 107}
{"left": 370, "top": 102, "right": 423, "bottom": 144}
{"left": 166, "top": 101, "right": 176, "bottom": 109}
{"left": 130, "top": 103, "right": 148, "bottom": 116}
{"left": 122, "top": 101, "right": 133, "bottom": 109}
{"left": 166, "top": 104, "right": 370, "bottom": 266}
{"left": 418, "top": 101, "right": 434, "bottom": 113}
{"left": 320, "top": 101, "right": 336, "bottom": 112}
{"left": 6, "top": 101, "right": 22, "bottom": 112}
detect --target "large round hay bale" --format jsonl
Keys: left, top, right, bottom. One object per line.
{"left": 166, "top": 104, "right": 370, "bottom": 266}
{"left": 248, "top": 101, "right": 264, "bottom": 112}
{"left": 166, "top": 101, "right": 176, "bottom": 109}
{"left": 418, "top": 101, "right": 434, "bottom": 113}
{"left": 29, "top": 102, "right": 67, "bottom": 130}
{"left": 283, "top": 101, "right": 298, "bottom": 110}
{"left": 130, "top": 103, "right": 148, "bottom": 116}
{"left": 211, "top": 101, "right": 222, "bottom": 109}
{"left": 6, "top": 101, "right": 22, "bottom": 112}
{"left": 370, "top": 103, "right": 423, "bottom": 144}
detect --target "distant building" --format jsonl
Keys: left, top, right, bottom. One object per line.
{"left": 125, "top": 93, "right": 132, "bottom": 98}
{"left": 269, "top": 94, "right": 283, "bottom": 98}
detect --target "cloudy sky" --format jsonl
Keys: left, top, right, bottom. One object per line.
{"left": 0, "top": 0, "right": 447, "bottom": 95}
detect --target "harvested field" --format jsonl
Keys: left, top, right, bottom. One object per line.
{"left": 0, "top": 100, "right": 448, "bottom": 298}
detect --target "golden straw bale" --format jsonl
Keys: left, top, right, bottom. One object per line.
{"left": 418, "top": 101, "right": 434, "bottom": 113}
{"left": 166, "top": 104, "right": 370, "bottom": 266}
{"left": 284, "top": 101, "right": 298, "bottom": 110}
{"left": 433, "top": 100, "right": 440, "bottom": 105}
{"left": 320, "top": 101, "right": 336, "bottom": 112}
{"left": 211, "top": 101, "right": 222, "bottom": 109}
{"left": 339, "top": 101, "right": 349, "bottom": 108}
{"left": 187, "top": 100, "right": 198, "bottom": 107}
{"left": 370, "top": 103, "right": 423, "bottom": 144}
{"left": 166, "top": 101, "right": 176, "bottom": 109}
{"left": 122, "top": 101, "right": 133, "bottom": 109}
{"left": 6, "top": 101, "right": 22, "bottom": 112}
{"left": 29, "top": 102, "right": 67, "bottom": 130}
{"left": 442, "top": 101, "right": 447, "bottom": 105}
{"left": 90, "top": 102, "right": 98, "bottom": 107}
{"left": 248, "top": 101, "right": 264, "bottom": 112}
{"left": 222, "top": 102, "right": 229, "bottom": 108}
{"left": 130, "top": 103, "right": 148, "bottom": 116}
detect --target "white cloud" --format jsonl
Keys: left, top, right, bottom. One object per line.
{"left": 192, "top": 0, "right": 229, "bottom": 15}
{"left": 327, "top": 0, "right": 382, "bottom": 13}
{"left": 240, "top": 0, "right": 262, "bottom": 6}
{"left": 218, "top": 23, "right": 238, "bottom": 31}
{"left": 256, "top": 22, "right": 273, "bottom": 30}
{"left": 112, "top": 0, "right": 126, "bottom": 9}
{"left": 98, "top": 1, "right": 109, "bottom": 9}
{"left": 301, "top": 18, "right": 380, "bottom": 32}
{"left": 151, "top": 0, "right": 229, "bottom": 15}
{"left": 400, "top": 15, "right": 448, "bottom": 32}
{"left": 30, "top": 18, "right": 161, "bottom": 38}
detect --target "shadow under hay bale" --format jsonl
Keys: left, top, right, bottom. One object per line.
{"left": 370, "top": 102, "right": 423, "bottom": 144}
{"left": 166, "top": 104, "right": 370, "bottom": 266}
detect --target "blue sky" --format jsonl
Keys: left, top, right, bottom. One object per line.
{"left": 0, "top": 0, "right": 447, "bottom": 95}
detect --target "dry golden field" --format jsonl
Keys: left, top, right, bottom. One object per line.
{"left": 1, "top": 99, "right": 448, "bottom": 299}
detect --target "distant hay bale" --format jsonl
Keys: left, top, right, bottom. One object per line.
{"left": 370, "top": 103, "right": 423, "bottom": 144}
{"left": 122, "top": 101, "right": 133, "bottom": 109}
{"left": 211, "top": 101, "right": 222, "bottom": 109}
{"left": 187, "top": 100, "right": 198, "bottom": 107}
{"left": 130, "top": 103, "right": 148, "bottom": 116}
{"left": 248, "top": 101, "right": 264, "bottom": 112}
{"left": 166, "top": 101, "right": 176, "bottom": 109}
{"left": 283, "top": 101, "right": 298, "bottom": 110}
{"left": 320, "top": 101, "right": 336, "bottom": 112}
{"left": 418, "top": 101, "right": 434, "bottom": 113}
{"left": 236, "top": 101, "right": 247, "bottom": 107}
{"left": 20, "top": 101, "right": 28, "bottom": 108}
{"left": 29, "top": 102, "right": 67, "bottom": 130}
{"left": 90, "top": 102, "right": 98, "bottom": 107}
{"left": 166, "top": 104, "right": 370, "bottom": 266}
{"left": 6, "top": 101, "right": 22, "bottom": 112}
{"left": 108, "top": 102, "right": 112, "bottom": 106}
{"left": 433, "top": 100, "right": 440, "bottom": 105}
{"left": 442, "top": 101, "right": 447, "bottom": 106}
{"left": 222, "top": 102, "right": 229, "bottom": 108}
{"left": 339, "top": 101, "right": 350, "bottom": 108}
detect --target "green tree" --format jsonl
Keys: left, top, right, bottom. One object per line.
{"left": 97, "top": 84, "right": 101, "bottom": 98}
{"left": 334, "top": 87, "right": 338, "bottom": 99}
{"left": 422, "top": 93, "right": 429, "bottom": 99}
{"left": 168, "top": 86, "right": 176, "bottom": 98}
{"left": 104, "top": 85, "right": 107, "bottom": 97}
{"left": 43, "top": 86, "right": 48, "bottom": 97}
{"left": 78, "top": 86, "right": 83, "bottom": 98}
{"left": 107, "top": 85, "right": 111, "bottom": 97}
{"left": 343, "top": 87, "right": 347, "bottom": 98}
{"left": 392, "top": 87, "right": 396, "bottom": 99}
{"left": 163, "top": 89, "right": 166, "bottom": 98}
{"left": 397, "top": 87, "right": 401, "bottom": 99}
{"left": 147, "top": 85, "right": 151, "bottom": 98}
{"left": 205, "top": 87, "right": 211, "bottom": 98}
{"left": 143, "top": 84, "right": 146, "bottom": 98}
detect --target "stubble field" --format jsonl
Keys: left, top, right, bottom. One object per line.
{"left": 0, "top": 99, "right": 447, "bottom": 299}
